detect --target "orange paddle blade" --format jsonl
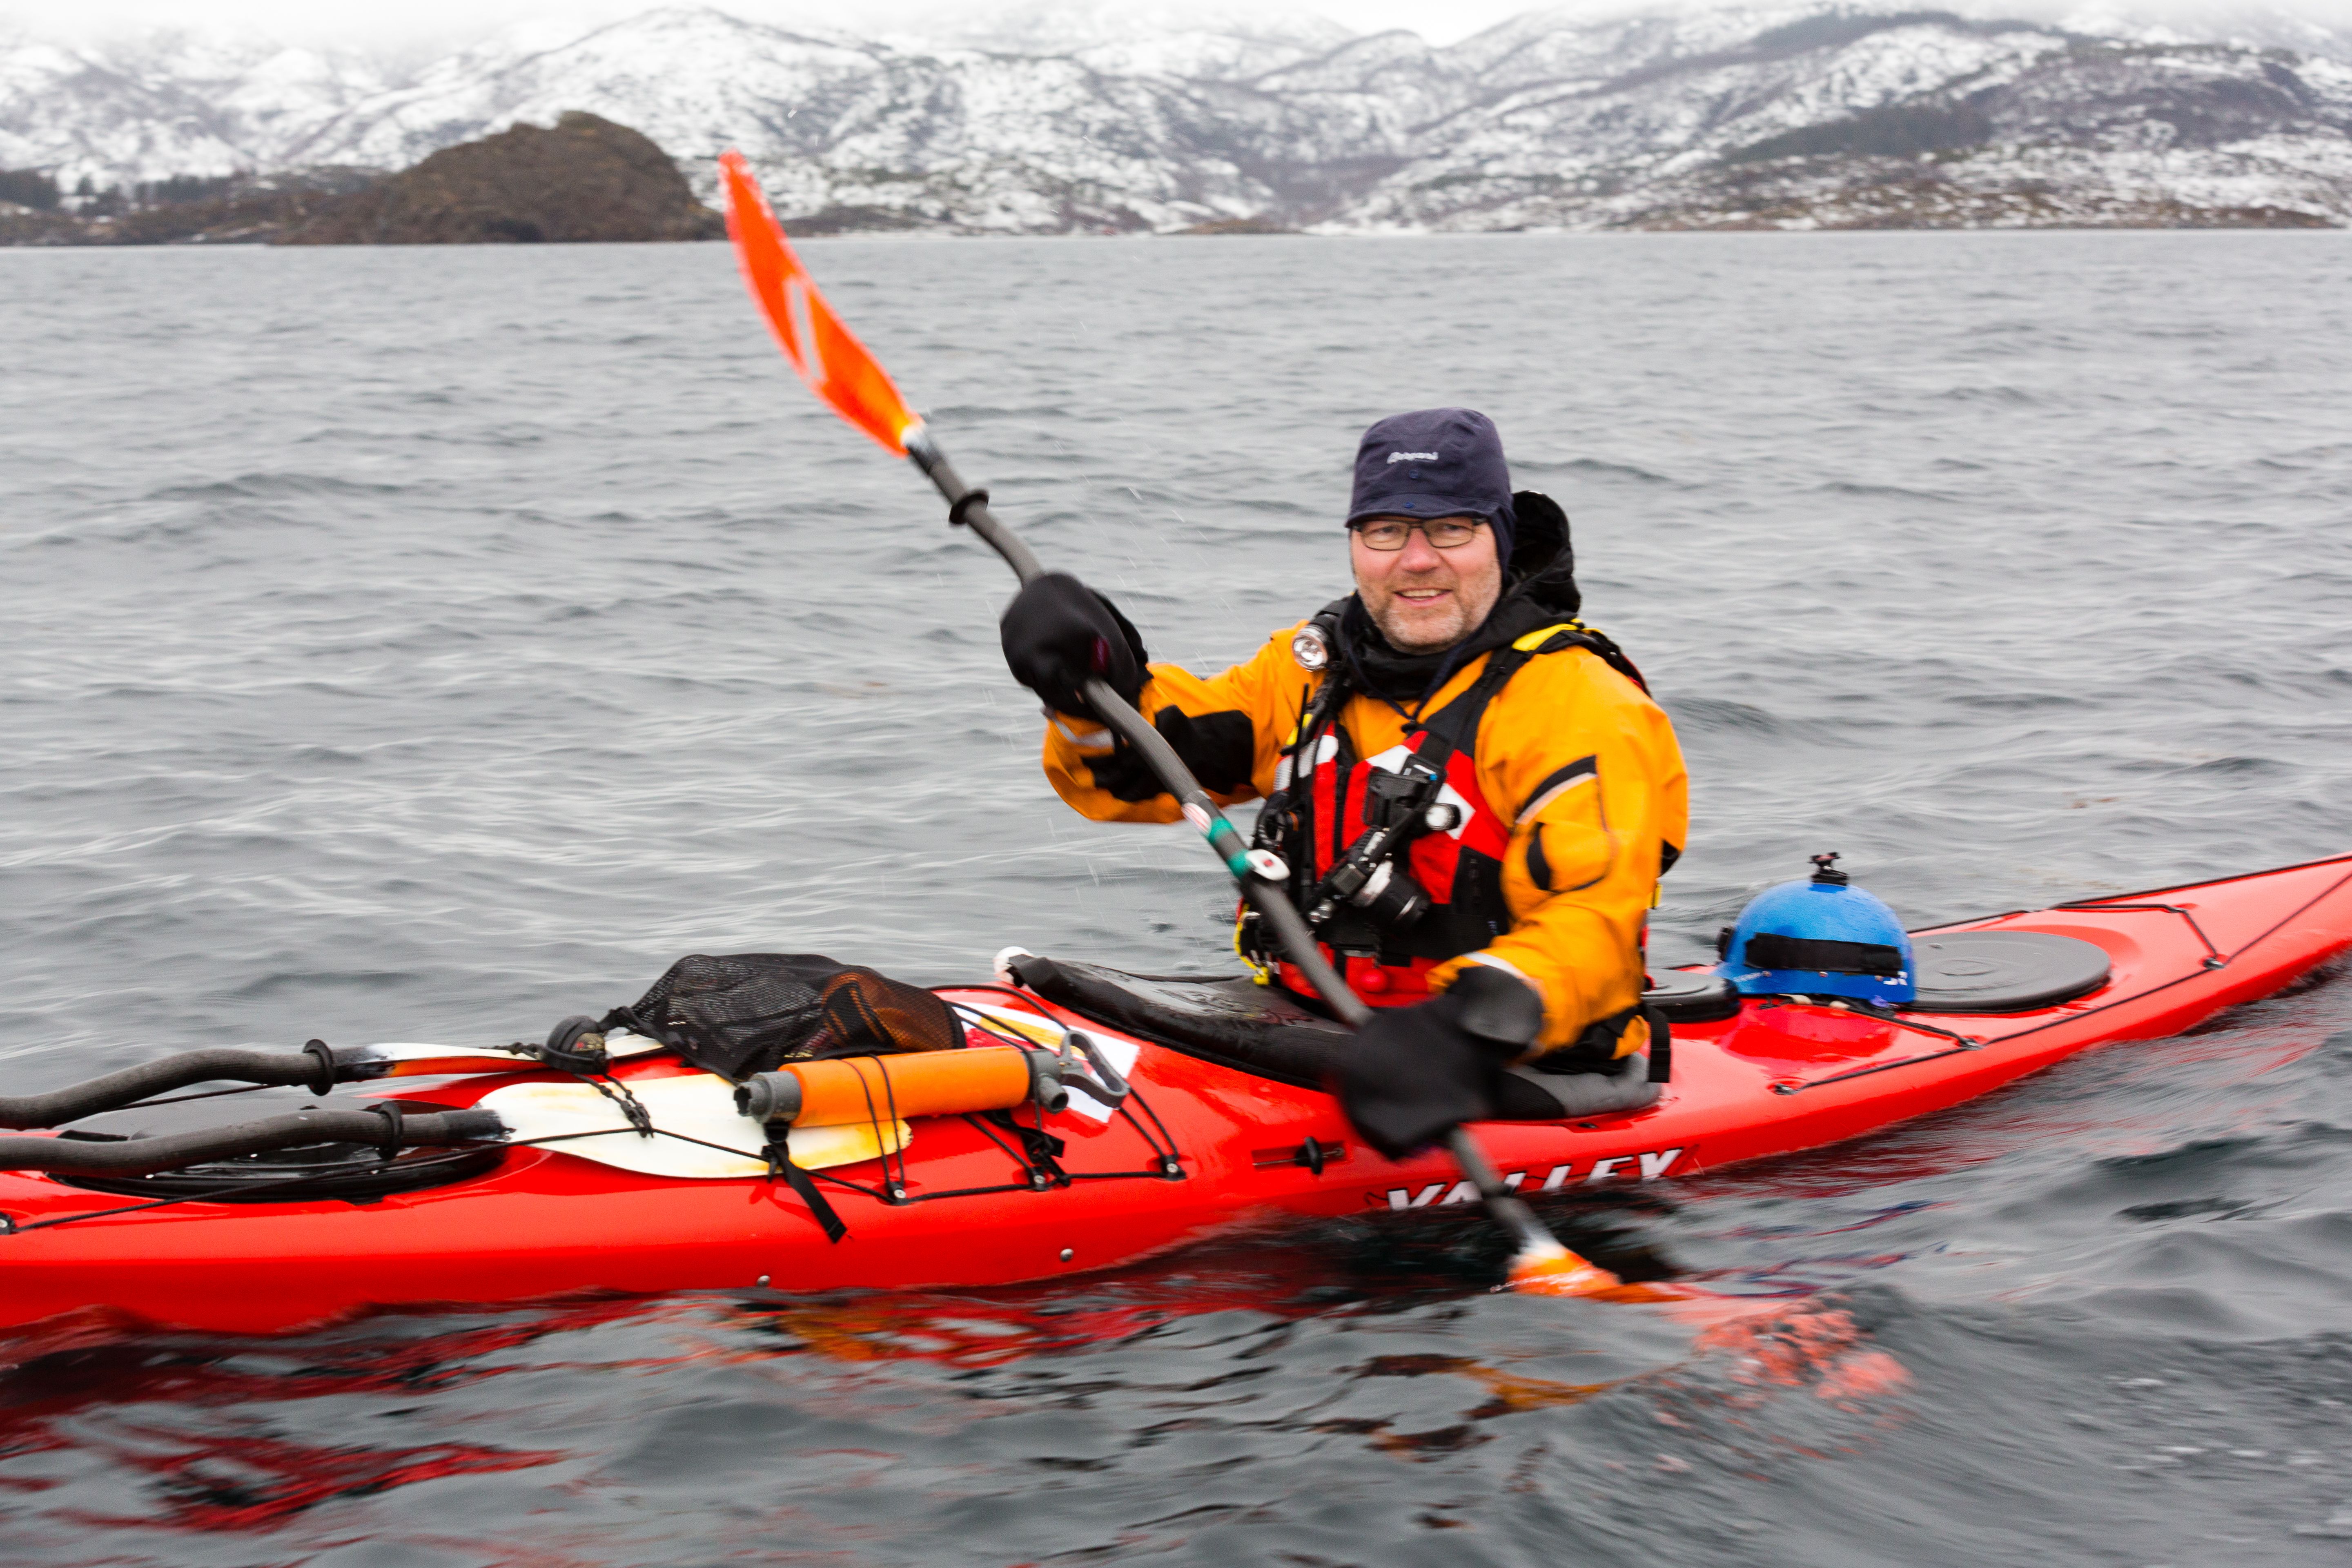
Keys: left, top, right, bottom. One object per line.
{"left": 1506, "top": 1248, "right": 1625, "bottom": 1298}
{"left": 718, "top": 149, "right": 920, "bottom": 454}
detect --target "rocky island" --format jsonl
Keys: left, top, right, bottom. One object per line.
{"left": 286, "top": 113, "right": 721, "bottom": 245}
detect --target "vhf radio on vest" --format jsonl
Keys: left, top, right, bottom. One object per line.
{"left": 1304, "top": 753, "right": 1463, "bottom": 933}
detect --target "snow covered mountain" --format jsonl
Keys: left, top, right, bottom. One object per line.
{"left": 3, "top": 3, "right": 2347, "bottom": 231}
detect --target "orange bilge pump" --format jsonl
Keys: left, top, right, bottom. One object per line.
{"left": 732, "top": 1037, "right": 1128, "bottom": 1130}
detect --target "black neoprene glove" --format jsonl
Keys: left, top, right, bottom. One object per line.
{"left": 1000, "top": 572, "right": 1148, "bottom": 721}
{"left": 1334, "top": 965, "right": 1545, "bottom": 1160}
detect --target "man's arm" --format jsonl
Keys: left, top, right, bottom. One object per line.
{"left": 1428, "top": 650, "right": 1689, "bottom": 1054}
{"left": 1041, "top": 627, "right": 1313, "bottom": 824}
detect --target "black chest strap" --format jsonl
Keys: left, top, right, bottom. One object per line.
{"left": 1407, "top": 625, "right": 1598, "bottom": 768}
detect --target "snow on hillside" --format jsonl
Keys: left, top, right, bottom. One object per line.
{"left": 2, "top": 2, "right": 2346, "bottom": 230}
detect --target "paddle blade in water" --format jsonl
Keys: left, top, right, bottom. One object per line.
{"left": 1508, "top": 1247, "right": 1708, "bottom": 1304}
{"left": 718, "top": 149, "right": 920, "bottom": 454}
{"left": 1505, "top": 1245, "right": 1625, "bottom": 1297}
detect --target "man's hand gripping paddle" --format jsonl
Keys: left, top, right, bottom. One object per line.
{"left": 717, "top": 151, "right": 1624, "bottom": 1298}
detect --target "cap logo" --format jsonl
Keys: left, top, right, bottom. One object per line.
{"left": 1387, "top": 451, "right": 1439, "bottom": 463}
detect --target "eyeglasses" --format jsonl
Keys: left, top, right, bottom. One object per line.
{"left": 1349, "top": 517, "right": 1486, "bottom": 551}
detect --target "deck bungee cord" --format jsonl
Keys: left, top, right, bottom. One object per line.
{"left": 0, "top": 1034, "right": 673, "bottom": 1131}
{"left": 0, "top": 964, "right": 1169, "bottom": 1225}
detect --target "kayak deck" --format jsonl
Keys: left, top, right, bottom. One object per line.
{"left": 2, "top": 853, "right": 2347, "bottom": 1334}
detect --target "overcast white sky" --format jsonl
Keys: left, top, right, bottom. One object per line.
{"left": 7, "top": 0, "right": 1473, "bottom": 51}
{"left": 1, "top": 0, "right": 2342, "bottom": 55}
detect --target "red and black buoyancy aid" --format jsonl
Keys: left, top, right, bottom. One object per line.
{"left": 1244, "top": 622, "right": 1648, "bottom": 1009}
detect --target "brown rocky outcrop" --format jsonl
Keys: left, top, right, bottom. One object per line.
{"left": 285, "top": 111, "right": 721, "bottom": 245}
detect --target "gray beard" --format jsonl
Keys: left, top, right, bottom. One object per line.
{"left": 1367, "top": 592, "right": 1492, "bottom": 655}
{"left": 1375, "top": 618, "right": 1467, "bottom": 654}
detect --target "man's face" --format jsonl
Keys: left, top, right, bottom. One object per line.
{"left": 1350, "top": 516, "right": 1503, "bottom": 654}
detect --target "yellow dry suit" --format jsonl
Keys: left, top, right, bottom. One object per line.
{"left": 1039, "top": 601, "right": 1687, "bottom": 1061}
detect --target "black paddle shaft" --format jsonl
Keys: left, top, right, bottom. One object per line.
{"left": 903, "top": 431, "right": 1573, "bottom": 1261}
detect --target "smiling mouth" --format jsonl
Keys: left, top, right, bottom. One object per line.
{"left": 1396, "top": 588, "right": 1452, "bottom": 603}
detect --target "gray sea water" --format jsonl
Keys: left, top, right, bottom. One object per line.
{"left": 2, "top": 232, "right": 2350, "bottom": 1566}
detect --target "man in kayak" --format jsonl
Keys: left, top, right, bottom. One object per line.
{"left": 998, "top": 408, "right": 1688, "bottom": 1156}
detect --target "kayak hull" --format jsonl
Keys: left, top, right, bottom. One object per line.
{"left": 4, "top": 854, "right": 2348, "bottom": 1334}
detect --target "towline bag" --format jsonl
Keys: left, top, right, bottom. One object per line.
{"left": 607, "top": 953, "right": 960, "bottom": 1081}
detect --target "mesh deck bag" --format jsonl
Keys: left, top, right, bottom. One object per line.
{"left": 608, "top": 953, "right": 960, "bottom": 1080}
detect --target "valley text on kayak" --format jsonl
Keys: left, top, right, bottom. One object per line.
{"left": 1000, "top": 407, "right": 1691, "bottom": 1164}
{"left": 1374, "top": 1148, "right": 1692, "bottom": 1210}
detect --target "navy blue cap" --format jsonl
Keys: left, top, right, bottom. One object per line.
{"left": 1347, "top": 408, "right": 1515, "bottom": 567}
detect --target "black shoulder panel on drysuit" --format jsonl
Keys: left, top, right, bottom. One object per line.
{"left": 1086, "top": 706, "right": 1256, "bottom": 802}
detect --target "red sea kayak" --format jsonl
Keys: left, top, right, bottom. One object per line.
{"left": 3, "top": 854, "right": 2347, "bottom": 1335}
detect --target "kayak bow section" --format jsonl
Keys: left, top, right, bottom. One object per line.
{"left": 2, "top": 855, "right": 2346, "bottom": 1334}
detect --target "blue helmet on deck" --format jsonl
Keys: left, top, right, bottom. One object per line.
{"left": 1719, "top": 853, "right": 1915, "bottom": 1006}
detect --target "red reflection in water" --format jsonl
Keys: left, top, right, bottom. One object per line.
{"left": 63, "top": 1431, "right": 565, "bottom": 1533}
{"left": 1692, "top": 1302, "right": 1912, "bottom": 1403}
{"left": 0, "top": 1295, "right": 679, "bottom": 1432}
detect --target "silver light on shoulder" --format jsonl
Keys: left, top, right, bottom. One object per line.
{"left": 1291, "top": 622, "right": 1331, "bottom": 672}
